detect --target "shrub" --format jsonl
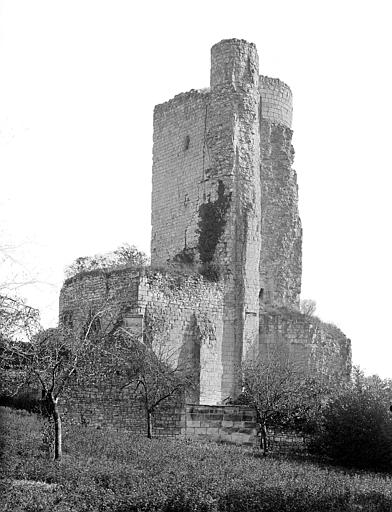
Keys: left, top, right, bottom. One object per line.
{"left": 311, "top": 387, "right": 392, "bottom": 471}
{"left": 64, "top": 243, "right": 149, "bottom": 279}
{"left": 300, "top": 299, "right": 316, "bottom": 316}
{"left": 0, "top": 393, "right": 43, "bottom": 415}
{"left": 199, "top": 262, "right": 222, "bottom": 282}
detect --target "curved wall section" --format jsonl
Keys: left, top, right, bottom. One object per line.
{"left": 210, "top": 38, "right": 259, "bottom": 88}
{"left": 259, "top": 76, "right": 293, "bottom": 128}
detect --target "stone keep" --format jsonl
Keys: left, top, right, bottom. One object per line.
{"left": 60, "top": 39, "right": 351, "bottom": 408}
{"left": 151, "top": 39, "right": 302, "bottom": 397}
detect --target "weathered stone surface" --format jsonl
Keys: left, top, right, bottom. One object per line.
{"left": 259, "top": 308, "right": 352, "bottom": 379}
{"left": 259, "top": 120, "right": 302, "bottom": 308}
{"left": 59, "top": 38, "right": 351, "bottom": 420}
{"left": 60, "top": 268, "right": 225, "bottom": 405}
{"left": 259, "top": 76, "right": 293, "bottom": 128}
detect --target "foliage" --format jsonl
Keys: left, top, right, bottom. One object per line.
{"left": 311, "top": 368, "right": 392, "bottom": 471}
{"left": 197, "top": 180, "right": 231, "bottom": 265}
{"left": 2, "top": 407, "right": 392, "bottom": 512}
{"left": 199, "top": 261, "right": 222, "bottom": 282}
{"left": 0, "top": 392, "right": 43, "bottom": 414}
{"left": 172, "top": 247, "right": 196, "bottom": 265}
{"left": 64, "top": 243, "right": 149, "bottom": 279}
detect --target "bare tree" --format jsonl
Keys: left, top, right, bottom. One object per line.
{"left": 0, "top": 239, "right": 41, "bottom": 343}
{"left": 240, "top": 354, "right": 299, "bottom": 454}
{"left": 300, "top": 299, "right": 316, "bottom": 316}
{"left": 0, "top": 294, "right": 40, "bottom": 343}
{"left": 240, "top": 351, "right": 336, "bottom": 454}
{"left": 112, "top": 329, "right": 198, "bottom": 439}
{"left": 0, "top": 307, "right": 110, "bottom": 460}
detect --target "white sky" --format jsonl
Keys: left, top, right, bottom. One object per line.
{"left": 1, "top": 0, "right": 391, "bottom": 378}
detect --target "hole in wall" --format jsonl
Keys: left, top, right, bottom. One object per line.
{"left": 62, "top": 311, "right": 73, "bottom": 329}
{"left": 184, "top": 135, "right": 190, "bottom": 151}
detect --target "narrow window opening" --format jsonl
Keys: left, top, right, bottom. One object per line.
{"left": 259, "top": 288, "right": 264, "bottom": 302}
{"left": 184, "top": 135, "right": 190, "bottom": 150}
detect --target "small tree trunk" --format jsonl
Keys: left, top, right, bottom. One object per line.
{"left": 147, "top": 410, "right": 153, "bottom": 439}
{"left": 52, "top": 400, "right": 62, "bottom": 461}
{"left": 260, "top": 421, "right": 268, "bottom": 456}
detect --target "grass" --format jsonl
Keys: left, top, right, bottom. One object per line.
{"left": 1, "top": 407, "right": 392, "bottom": 511}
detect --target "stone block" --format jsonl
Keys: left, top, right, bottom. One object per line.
{"left": 221, "top": 420, "right": 234, "bottom": 428}
{"left": 206, "top": 427, "right": 220, "bottom": 436}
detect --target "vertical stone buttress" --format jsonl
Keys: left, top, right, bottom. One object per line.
{"left": 207, "top": 40, "right": 261, "bottom": 398}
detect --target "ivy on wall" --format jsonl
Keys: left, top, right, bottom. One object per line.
{"left": 173, "top": 247, "right": 196, "bottom": 265}
{"left": 197, "top": 180, "right": 231, "bottom": 265}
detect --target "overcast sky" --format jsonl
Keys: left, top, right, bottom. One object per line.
{"left": 1, "top": 0, "right": 391, "bottom": 378}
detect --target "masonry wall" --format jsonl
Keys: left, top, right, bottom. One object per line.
{"left": 59, "top": 267, "right": 142, "bottom": 334}
{"left": 61, "top": 392, "right": 305, "bottom": 455}
{"left": 62, "top": 361, "right": 147, "bottom": 434}
{"left": 185, "top": 404, "right": 306, "bottom": 454}
{"left": 206, "top": 39, "right": 262, "bottom": 397}
{"left": 150, "top": 40, "right": 305, "bottom": 399}
{"left": 185, "top": 404, "right": 257, "bottom": 446}
{"left": 259, "top": 76, "right": 293, "bottom": 128}
{"left": 259, "top": 308, "right": 352, "bottom": 380}
{"left": 259, "top": 119, "right": 302, "bottom": 308}
{"left": 151, "top": 90, "right": 210, "bottom": 266}
{"left": 140, "top": 271, "right": 225, "bottom": 404}
{"left": 59, "top": 268, "right": 225, "bottom": 405}
{"left": 152, "top": 39, "right": 266, "bottom": 399}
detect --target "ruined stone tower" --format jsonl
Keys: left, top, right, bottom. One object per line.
{"left": 60, "top": 39, "right": 351, "bottom": 408}
{"left": 151, "top": 39, "right": 302, "bottom": 398}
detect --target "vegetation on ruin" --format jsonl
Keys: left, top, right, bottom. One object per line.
{"left": 197, "top": 180, "right": 231, "bottom": 275}
{"left": 63, "top": 242, "right": 221, "bottom": 287}
{"left": 299, "top": 298, "right": 317, "bottom": 316}
{"left": 172, "top": 246, "right": 196, "bottom": 265}
{"left": 63, "top": 243, "right": 150, "bottom": 283}
{"left": 165, "top": 179, "right": 232, "bottom": 282}
{"left": 2, "top": 406, "right": 392, "bottom": 512}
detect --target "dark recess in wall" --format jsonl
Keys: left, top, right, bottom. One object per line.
{"left": 197, "top": 180, "right": 231, "bottom": 265}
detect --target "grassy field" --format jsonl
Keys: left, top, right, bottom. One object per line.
{"left": 1, "top": 407, "right": 392, "bottom": 511}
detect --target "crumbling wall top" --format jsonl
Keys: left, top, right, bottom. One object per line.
{"left": 154, "top": 89, "right": 209, "bottom": 116}
{"left": 210, "top": 38, "right": 259, "bottom": 88}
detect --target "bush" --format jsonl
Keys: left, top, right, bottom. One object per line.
{"left": 311, "top": 387, "right": 392, "bottom": 471}
{"left": 0, "top": 393, "right": 43, "bottom": 415}
{"left": 199, "top": 262, "right": 222, "bottom": 282}
{"left": 64, "top": 243, "right": 149, "bottom": 279}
